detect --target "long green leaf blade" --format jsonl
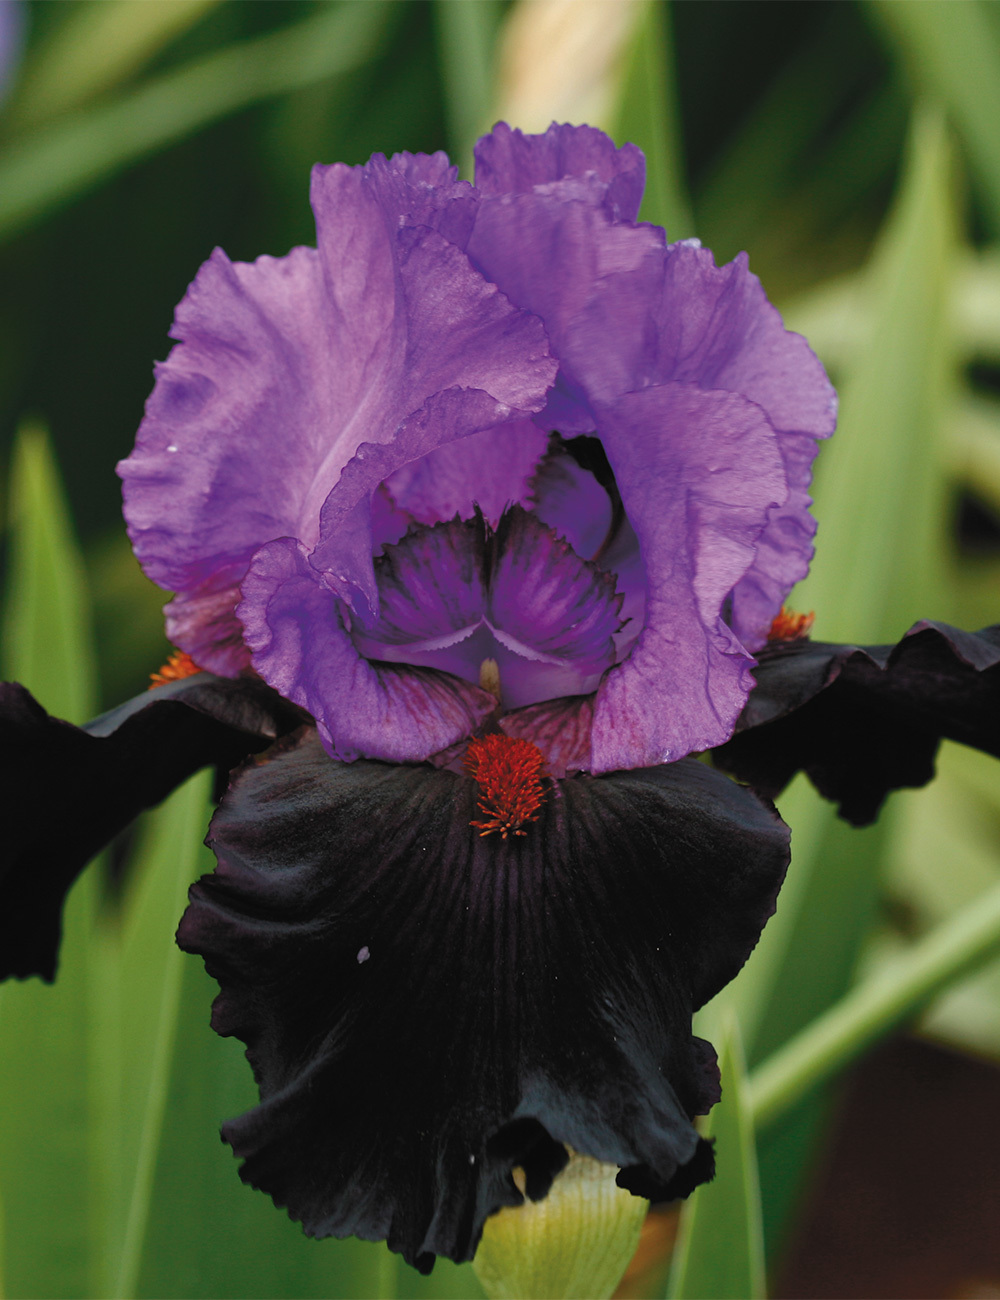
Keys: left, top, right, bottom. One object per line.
{"left": 0, "top": 423, "right": 99, "bottom": 1299}
{"left": 111, "top": 770, "right": 215, "bottom": 1300}
{"left": 0, "top": 1, "right": 397, "bottom": 242}
{"left": 611, "top": 0, "right": 693, "bottom": 238}
{"left": 8, "top": 0, "right": 222, "bottom": 131}
{"left": 667, "top": 1017, "right": 765, "bottom": 1300}
{"left": 433, "top": 0, "right": 502, "bottom": 176}
{"left": 748, "top": 878, "right": 1000, "bottom": 1130}
{"left": 867, "top": 0, "right": 1000, "bottom": 237}
{"left": 1, "top": 419, "right": 95, "bottom": 722}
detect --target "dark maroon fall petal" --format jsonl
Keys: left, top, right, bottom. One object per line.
{"left": 0, "top": 675, "right": 304, "bottom": 982}
{"left": 713, "top": 621, "right": 1000, "bottom": 825}
{"left": 177, "top": 731, "right": 789, "bottom": 1270}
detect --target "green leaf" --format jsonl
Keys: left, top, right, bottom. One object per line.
{"left": 795, "top": 103, "right": 956, "bottom": 640}
{"left": 8, "top": 0, "right": 223, "bottom": 131}
{"left": 611, "top": 0, "right": 693, "bottom": 239}
{"left": 747, "top": 878, "right": 1000, "bottom": 1131}
{"left": 433, "top": 0, "right": 502, "bottom": 177}
{"left": 667, "top": 1016, "right": 765, "bottom": 1300}
{"left": 712, "top": 102, "right": 959, "bottom": 1260}
{"left": 0, "top": 873, "right": 102, "bottom": 1299}
{"left": 108, "top": 770, "right": 215, "bottom": 1300}
{"left": 132, "top": 952, "right": 389, "bottom": 1298}
{"left": 1, "top": 419, "right": 96, "bottom": 723}
{"left": 0, "top": 422, "right": 100, "bottom": 1298}
{"left": 0, "top": 1, "right": 398, "bottom": 242}
{"left": 867, "top": 0, "right": 1000, "bottom": 237}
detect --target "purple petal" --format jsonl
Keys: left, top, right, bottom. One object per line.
{"left": 383, "top": 419, "right": 548, "bottom": 527}
{"left": 311, "top": 150, "right": 477, "bottom": 253}
{"left": 358, "top": 517, "right": 487, "bottom": 649}
{"left": 470, "top": 195, "right": 835, "bottom": 660}
{"left": 475, "top": 122, "right": 646, "bottom": 223}
{"left": 559, "top": 242, "right": 836, "bottom": 647}
{"left": 590, "top": 385, "right": 787, "bottom": 771}
{"left": 239, "top": 538, "right": 495, "bottom": 763}
{"left": 498, "top": 694, "right": 595, "bottom": 775}
{"left": 530, "top": 444, "right": 614, "bottom": 561}
{"left": 122, "top": 158, "right": 554, "bottom": 677}
{"left": 163, "top": 585, "right": 249, "bottom": 676}
{"left": 119, "top": 244, "right": 333, "bottom": 599}
{"left": 305, "top": 216, "right": 556, "bottom": 616}
{"left": 488, "top": 507, "right": 621, "bottom": 676}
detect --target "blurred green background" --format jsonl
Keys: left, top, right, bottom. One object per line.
{"left": 2, "top": 2, "right": 1000, "bottom": 1298}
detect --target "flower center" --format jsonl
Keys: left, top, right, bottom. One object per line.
{"left": 463, "top": 733, "right": 548, "bottom": 839}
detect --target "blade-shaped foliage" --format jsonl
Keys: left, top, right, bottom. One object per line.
{"left": 611, "top": 0, "right": 693, "bottom": 238}
{"left": 0, "top": 421, "right": 100, "bottom": 1299}
{"left": 0, "top": 1, "right": 398, "bottom": 242}
{"left": 710, "top": 103, "right": 959, "bottom": 1259}
{"left": 667, "top": 1016, "right": 765, "bottom": 1300}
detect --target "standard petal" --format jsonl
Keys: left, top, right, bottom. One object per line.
{"left": 177, "top": 731, "right": 789, "bottom": 1269}
{"left": 474, "top": 122, "right": 646, "bottom": 222}
{"left": 119, "top": 244, "right": 334, "bottom": 598}
{"left": 239, "top": 537, "right": 496, "bottom": 763}
{"left": 470, "top": 197, "right": 835, "bottom": 655}
{"left": 590, "top": 384, "right": 787, "bottom": 771}
{"left": 713, "top": 621, "right": 1000, "bottom": 824}
{"left": 304, "top": 222, "right": 556, "bottom": 617}
{"left": 559, "top": 241, "right": 836, "bottom": 648}
{"left": 122, "top": 159, "right": 554, "bottom": 675}
{"left": 0, "top": 676, "right": 302, "bottom": 981}
{"left": 383, "top": 419, "right": 549, "bottom": 528}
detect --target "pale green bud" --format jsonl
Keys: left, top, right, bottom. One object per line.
{"left": 473, "top": 1153, "right": 648, "bottom": 1300}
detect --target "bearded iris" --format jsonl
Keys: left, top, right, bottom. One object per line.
{"left": 7, "top": 123, "right": 846, "bottom": 1272}
{"left": 107, "top": 122, "right": 839, "bottom": 1270}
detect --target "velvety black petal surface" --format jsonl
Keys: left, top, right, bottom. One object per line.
{"left": 178, "top": 731, "right": 789, "bottom": 1270}
{"left": 713, "top": 621, "right": 1000, "bottom": 825}
{"left": 0, "top": 675, "right": 303, "bottom": 981}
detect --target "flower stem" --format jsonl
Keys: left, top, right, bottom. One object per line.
{"left": 747, "top": 879, "right": 1000, "bottom": 1129}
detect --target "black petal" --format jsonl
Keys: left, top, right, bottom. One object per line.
{"left": 713, "top": 621, "right": 1000, "bottom": 825}
{"left": 0, "top": 675, "right": 304, "bottom": 981}
{"left": 178, "top": 731, "right": 788, "bottom": 1269}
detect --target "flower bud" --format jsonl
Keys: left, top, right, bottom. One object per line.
{"left": 473, "top": 1154, "right": 648, "bottom": 1300}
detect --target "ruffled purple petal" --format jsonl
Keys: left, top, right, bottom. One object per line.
{"left": 163, "top": 585, "right": 250, "bottom": 676}
{"left": 239, "top": 538, "right": 495, "bottom": 763}
{"left": 470, "top": 192, "right": 835, "bottom": 659}
{"left": 556, "top": 241, "right": 836, "bottom": 647}
{"left": 177, "top": 731, "right": 789, "bottom": 1268}
{"left": 301, "top": 223, "right": 556, "bottom": 620}
{"left": 122, "top": 156, "right": 554, "bottom": 676}
{"left": 530, "top": 442, "right": 614, "bottom": 561}
{"left": 383, "top": 419, "right": 548, "bottom": 527}
{"left": 119, "top": 244, "right": 333, "bottom": 598}
{"left": 589, "top": 385, "right": 787, "bottom": 771}
{"left": 474, "top": 122, "right": 646, "bottom": 223}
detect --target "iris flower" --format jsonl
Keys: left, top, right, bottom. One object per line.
{"left": 6, "top": 123, "right": 1000, "bottom": 1274}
